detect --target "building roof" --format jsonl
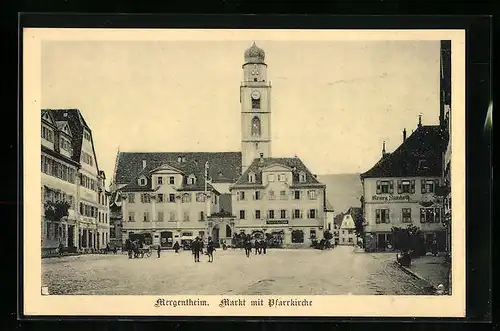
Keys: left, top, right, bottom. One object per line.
{"left": 333, "top": 213, "right": 344, "bottom": 227}
{"left": 360, "top": 125, "right": 447, "bottom": 179}
{"left": 44, "top": 109, "right": 99, "bottom": 171}
{"left": 232, "top": 156, "right": 325, "bottom": 188}
{"left": 118, "top": 159, "right": 221, "bottom": 194}
{"left": 341, "top": 214, "right": 356, "bottom": 229}
{"left": 325, "top": 199, "right": 335, "bottom": 212}
{"left": 114, "top": 152, "right": 242, "bottom": 186}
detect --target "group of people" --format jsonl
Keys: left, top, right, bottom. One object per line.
{"left": 190, "top": 237, "right": 216, "bottom": 263}
{"left": 243, "top": 238, "right": 267, "bottom": 258}
{"left": 124, "top": 238, "right": 143, "bottom": 259}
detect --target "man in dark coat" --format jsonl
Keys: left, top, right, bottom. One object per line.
{"left": 192, "top": 237, "right": 201, "bottom": 262}
{"left": 126, "top": 239, "right": 133, "bottom": 259}
{"left": 173, "top": 241, "right": 180, "bottom": 253}
{"left": 262, "top": 239, "right": 267, "bottom": 254}
{"left": 206, "top": 237, "right": 215, "bottom": 262}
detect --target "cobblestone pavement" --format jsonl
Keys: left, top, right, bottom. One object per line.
{"left": 42, "top": 246, "right": 430, "bottom": 295}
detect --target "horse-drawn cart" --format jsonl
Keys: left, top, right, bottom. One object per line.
{"left": 134, "top": 245, "right": 152, "bottom": 258}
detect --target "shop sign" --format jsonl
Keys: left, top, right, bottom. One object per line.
{"left": 372, "top": 195, "right": 410, "bottom": 202}
{"left": 266, "top": 220, "right": 288, "bottom": 225}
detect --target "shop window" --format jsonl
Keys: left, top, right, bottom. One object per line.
{"left": 310, "top": 229, "right": 317, "bottom": 239}
{"left": 291, "top": 230, "right": 304, "bottom": 243}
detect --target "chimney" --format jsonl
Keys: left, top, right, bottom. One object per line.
{"left": 259, "top": 153, "right": 264, "bottom": 163}
{"left": 403, "top": 128, "right": 407, "bottom": 142}
{"left": 142, "top": 160, "right": 147, "bottom": 169}
{"left": 382, "top": 141, "right": 386, "bottom": 157}
{"left": 418, "top": 114, "right": 422, "bottom": 128}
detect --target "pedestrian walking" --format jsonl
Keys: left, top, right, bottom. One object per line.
{"left": 244, "top": 239, "right": 252, "bottom": 258}
{"left": 262, "top": 240, "right": 267, "bottom": 254}
{"left": 254, "top": 239, "right": 259, "bottom": 255}
{"left": 125, "top": 239, "right": 133, "bottom": 259}
{"left": 431, "top": 239, "right": 438, "bottom": 256}
{"left": 157, "top": 244, "right": 161, "bottom": 258}
{"left": 173, "top": 241, "right": 180, "bottom": 253}
{"left": 58, "top": 242, "right": 64, "bottom": 258}
{"left": 207, "top": 237, "right": 215, "bottom": 263}
{"left": 192, "top": 237, "right": 201, "bottom": 262}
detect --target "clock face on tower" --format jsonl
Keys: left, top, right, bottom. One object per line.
{"left": 251, "top": 90, "right": 261, "bottom": 100}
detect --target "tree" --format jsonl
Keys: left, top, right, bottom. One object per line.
{"left": 391, "top": 224, "right": 425, "bottom": 257}
{"left": 44, "top": 200, "right": 70, "bottom": 224}
{"left": 323, "top": 230, "right": 333, "bottom": 241}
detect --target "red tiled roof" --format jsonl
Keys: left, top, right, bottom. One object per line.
{"left": 360, "top": 125, "right": 448, "bottom": 179}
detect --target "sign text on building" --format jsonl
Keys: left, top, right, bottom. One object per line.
{"left": 372, "top": 195, "right": 411, "bottom": 202}
{"left": 266, "top": 220, "right": 289, "bottom": 225}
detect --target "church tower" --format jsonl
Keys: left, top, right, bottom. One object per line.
{"left": 240, "top": 42, "right": 272, "bottom": 174}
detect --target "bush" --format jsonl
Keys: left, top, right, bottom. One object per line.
{"left": 391, "top": 224, "right": 426, "bottom": 257}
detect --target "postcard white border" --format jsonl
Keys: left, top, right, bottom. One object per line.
{"left": 23, "top": 28, "right": 466, "bottom": 317}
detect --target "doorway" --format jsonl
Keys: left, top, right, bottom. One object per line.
{"left": 160, "top": 231, "right": 173, "bottom": 248}
{"left": 377, "top": 234, "right": 386, "bottom": 250}
{"left": 212, "top": 225, "right": 220, "bottom": 244}
{"left": 68, "top": 225, "right": 75, "bottom": 248}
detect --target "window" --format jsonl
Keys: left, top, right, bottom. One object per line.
{"left": 420, "top": 208, "right": 441, "bottom": 223}
{"left": 308, "top": 209, "right": 317, "bottom": 219}
{"left": 255, "top": 210, "right": 261, "bottom": 219}
{"left": 310, "top": 229, "right": 317, "bottom": 239}
{"left": 128, "top": 212, "right": 135, "bottom": 222}
{"left": 182, "top": 193, "right": 191, "bottom": 203}
{"left": 348, "top": 237, "right": 353, "bottom": 243}
{"left": 421, "top": 179, "right": 438, "bottom": 193}
{"left": 280, "top": 209, "right": 287, "bottom": 219}
{"left": 268, "top": 174, "right": 275, "bottom": 182}
{"left": 291, "top": 230, "right": 304, "bottom": 243}
{"left": 280, "top": 190, "right": 287, "bottom": 200}
{"left": 169, "top": 176, "right": 175, "bottom": 185}
{"left": 251, "top": 117, "right": 261, "bottom": 136}
{"left": 140, "top": 193, "right": 151, "bottom": 203}
{"left": 188, "top": 175, "right": 196, "bottom": 185}
{"left": 299, "top": 172, "right": 306, "bottom": 183}
{"left": 183, "top": 212, "right": 190, "bottom": 221}
{"left": 375, "top": 209, "right": 390, "bottom": 223}
{"left": 376, "top": 180, "right": 394, "bottom": 194}
{"left": 83, "top": 131, "right": 91, "bottom": 141}
{"left": 307, "top": 190, "right": 316, "bottom": 200}
{"left": 238, "top": 191, "right": 246, "bottom": 201}
{"left": 169, "top": 212, "right": 176, "bottom": 222}
{"left": 402, "top": 208, "right": 412, "bottom": 223}
{"left": 239, "top": 210, "right": 246, "bottom": 220}
{"left": 252, "top": 98, "right": 260, "bottom": 109}
{"left": 169, "top": 194, "right": 176, "bottom": 203}
{"left": 82, "top": 152, "right": 94, "bottom": 166}
{"left": 196, "top": 193, "right": 206, "bottom": 202}
{"left": 41, "top": 125, "right": 54, "bottom": 142}
{"left": 143, "top": 212, "right": 149, "bottom": 222}
{"left": 157, "top": 212, "right": 164, "bottom": 222}
{"left": 294, "top": 190, "right": 301, "bottom": 200}
{"left": 248, "top": 173, "right": 255, "bottom": 183}
{"left": 278, "top": 173, "right": 286, "bottom": 182}
{"left": 60, "top": 137, "right": 72, "bottom": 153}
{"left": 254, "top": 191, "right": 261, "bottom": 200}
{"left": 398, "top": 180, "right": 412, "bottom": 194}
{"left": 139, "top": 177, "right": 147, "bottom": 186}
{"left": 199, "top": 211, "right": 204, "bottom": 221}
{"left": 268, "top": 190, "right": 275, "bottom": 200}
{"left": 157, "top": 194, "right": 164, "bottom": 203}
{"left": 293, "top": 209, "right": 303, "bottom": 219}
{"left": 157, "top": 176, "right": 163, "bottom": 185}
{"left": 268, "top": 210, "right": 275, "bottom": 219}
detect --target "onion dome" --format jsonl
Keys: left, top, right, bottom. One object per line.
{"left": 244, "top": 42, "right": 265, "bottom": 64}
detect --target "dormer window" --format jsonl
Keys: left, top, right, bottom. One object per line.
{"left": 41, "top": 125, "right": 54, "bottom": 143}
{"left": 278, "top": 173, "right": 286, "bottom": 182}
{"left": 139, "top": 176, "right": 147, "bottom": 186}
{"left": 299, "top": 172, "right": 307, "bottom": 183}
{"left": 83, "top": 130, "right": 91, "bottom": 141}
{"left": 177, "top": 156, "right": 182, "bottom": 163}
{"left": 188, "top": 174, "right": 197, "bottom": 185}
{"left": 248, "top": 172, "right": 255, "bottom": 183}
{"left": 418, "top": 159, "right": 429, "bottom": 171}
{"left": 157, "top": 176, "right": 163, "bottom": 185}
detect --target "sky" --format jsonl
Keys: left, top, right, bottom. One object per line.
{"left": 41, "top": 39, "right": 441, "bottom": 186}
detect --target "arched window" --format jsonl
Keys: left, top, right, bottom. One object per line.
{"left": 251, "top": 117, "right": 261, "bottom": 136}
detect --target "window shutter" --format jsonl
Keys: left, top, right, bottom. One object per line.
{"left": 376, "top": 181, "right": 381, "bottom": 194}
{"left": 421, "top": 179, "right": 426, "bottom": 193}
{"left": 386, "top": 209, "right": 390, "bottom": 223}
{"left": 397, "top": 180, "right": 402, "bottom": 194}
{"left": 375, "top": 209, "right": 381, "bottom": 224}
{"left": 389, "top": 181, "right": 394, "bottom": 194}
{"left": 434, "top": 179, "right": 440, "bottom": 190}
{"left": 411, "top": 180, "right": 415, "bottom": 193}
